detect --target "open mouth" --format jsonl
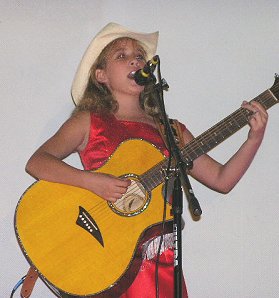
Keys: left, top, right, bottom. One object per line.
{"left": 127, "top": 71, "right": 136, "bottom": 79}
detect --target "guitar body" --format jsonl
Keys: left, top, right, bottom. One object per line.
{"left": 15, "top": 139, "right": 173, "bottom": 297}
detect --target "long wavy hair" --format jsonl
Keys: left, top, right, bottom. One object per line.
{"left": 73, "top": 37, "right": 159, "bottom": 116}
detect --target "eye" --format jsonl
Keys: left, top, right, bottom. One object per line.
{"left": 116, "top": 53, "right": 125, "bottom": 59}
{"left": 136, "top": 54, "right": 145, "bottom": 61}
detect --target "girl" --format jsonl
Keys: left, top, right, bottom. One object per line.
{"left": 25, "top": 23, "right": 268, "bottom": 297}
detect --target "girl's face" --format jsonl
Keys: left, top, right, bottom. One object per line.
{"left": 95, "top": 38, "right": 147, "bottom": 98}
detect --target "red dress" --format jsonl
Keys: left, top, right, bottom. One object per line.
{"left": 79, "top": 113, "right": 188, "bottom": 298}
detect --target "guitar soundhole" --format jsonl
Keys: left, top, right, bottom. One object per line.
{"left": 109, "top": 175, "right": 150, "bottom": 217}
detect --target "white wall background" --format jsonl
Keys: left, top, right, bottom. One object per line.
{"left": 1, "top": 1, "right": 279, "bottom": 297}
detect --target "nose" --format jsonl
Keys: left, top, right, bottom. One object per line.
{"left": 129, "top": 56, "right": 140, "bottom": 67}
{"left": 130, "top": 59, "right": 139, "bottom": 67}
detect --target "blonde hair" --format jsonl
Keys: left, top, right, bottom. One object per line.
{"left": 73, "top": 37, "right": 159, "bottom": 116}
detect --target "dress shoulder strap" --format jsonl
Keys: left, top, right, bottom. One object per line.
{"left": 153, "top": 117, "right": 185, "bottom": 150}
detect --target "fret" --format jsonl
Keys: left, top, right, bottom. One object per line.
{"left": 140, "top": 78, "right": 279, "bottom": 191}
{"left": 188, "top": 142, "right": 205, "bottom": 157}
{"left": 141, "top": 162, "right": 165, "bottom": 191}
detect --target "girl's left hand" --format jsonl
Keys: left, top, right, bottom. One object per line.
{"left": 241, "top": 100, "right": 268, "bottom": 144}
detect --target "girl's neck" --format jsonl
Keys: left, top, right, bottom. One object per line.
{"left": 114, "top": 93, "right": 143, "bottom": 117}
{"left": 114, "top": 104, "right": 155, "bottom": 127}
{"left": 115, "top": 105, "right": 146, "bottom": 119}
{"left": 112, "top": 92, "right": 155, "bottom": 126}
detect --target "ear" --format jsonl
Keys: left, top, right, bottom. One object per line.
{"left": 95, "top": 69, "right": 108, "bottom": 84}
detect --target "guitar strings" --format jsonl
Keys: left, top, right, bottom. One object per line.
{"left": 179, "top": 88, "right": 277, "bottom": 163}
{"left": 197, "top": 93, "right": 274, "bottom": 146}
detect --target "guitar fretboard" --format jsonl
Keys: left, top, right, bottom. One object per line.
{"left": 141, "top": 78, "right": 279, "bottom": 192}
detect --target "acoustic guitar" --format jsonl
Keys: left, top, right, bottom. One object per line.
{"left": 15, "top": 76, "right": 279, "bottom": 297}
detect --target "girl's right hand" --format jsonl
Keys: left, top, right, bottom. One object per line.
{"left": 82, "top": 171, "right": 131, "bottom": 203}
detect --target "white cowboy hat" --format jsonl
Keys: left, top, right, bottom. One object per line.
{"left": 71, "top": 22, "right": 159, "bottom": 105}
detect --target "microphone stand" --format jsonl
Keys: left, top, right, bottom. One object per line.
{"left": 150, "top": 57, "right": 202, "bottom": 297}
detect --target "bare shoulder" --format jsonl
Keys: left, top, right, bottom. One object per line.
{"left": 42, "top": 111, "right": 91, "bottom": 155}
{"left": 57, "top": 111, "right": 90, "bottom": 136}
{"left": 61, "top": 111, "right": 91, "bottom": 151}
{"left": 64, "top": 111, "right": 91, "bottom": 128}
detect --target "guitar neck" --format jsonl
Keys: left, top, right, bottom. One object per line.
{"left": 182, "top": 83, "right": 279, "bottom": 163}
{"left": 142, "top": 78, "right": 279, "bottom": 191}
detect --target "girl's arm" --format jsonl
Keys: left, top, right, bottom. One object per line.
{"left": 186, "top": 101, "right": 268, "bottom": 193}
{"left": 25, "top": 111, "right": 130, "bottom": 202}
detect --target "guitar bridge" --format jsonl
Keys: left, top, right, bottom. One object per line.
{"left": 76, "top": 206, "right": 104, "bottom": 247}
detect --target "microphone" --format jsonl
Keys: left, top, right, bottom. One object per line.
{"left": 133, "top": 55, "right": 159, "bottom": 86}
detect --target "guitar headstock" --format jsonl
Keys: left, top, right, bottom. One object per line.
{"left": 274, "top": 73, "right": 279, "bottom": 83}
{"left": 270, "top": 73, "right": 279, "bottom": 102}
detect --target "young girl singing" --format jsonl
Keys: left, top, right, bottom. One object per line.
{"left": 25, "top": 23, "right": 268, "bottom": 298}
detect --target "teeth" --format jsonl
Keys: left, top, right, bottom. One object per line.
{"left": 128, "top": 71, "right": 136, "bottom": 79}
